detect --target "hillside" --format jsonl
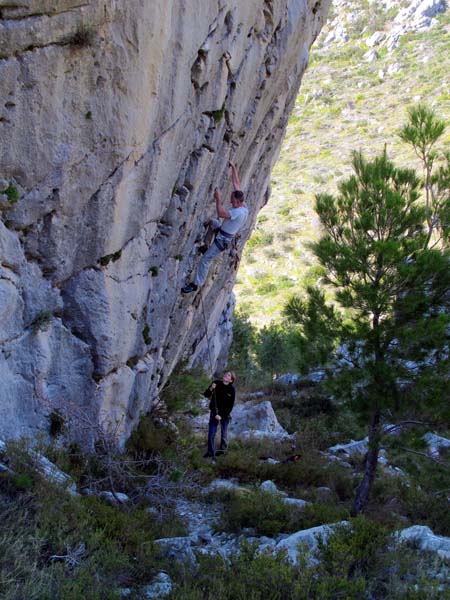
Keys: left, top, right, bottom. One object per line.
{"left": 235, "top": 0, "right": 450, "bottom": 325}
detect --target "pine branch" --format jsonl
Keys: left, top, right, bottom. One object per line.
{"left": 397, "top": 446, "right": 449, "bottom": 467}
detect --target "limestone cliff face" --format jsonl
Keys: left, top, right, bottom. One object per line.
{"left": 0, "top": 0, "right": 330, "bottom": 444}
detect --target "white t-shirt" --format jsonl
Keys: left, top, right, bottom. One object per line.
{"left": 220, "top": 204, "right": 249, "bottom": 236}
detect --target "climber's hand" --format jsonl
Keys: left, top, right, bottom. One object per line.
{"left": 215, "top": 415, "right": 221, "bottom": 421}
{"left": 211, "top": 383, "right": 216, "bottom": 390}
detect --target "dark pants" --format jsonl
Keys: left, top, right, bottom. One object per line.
{"left": 207, "top": 414, "right": 230, "bottom": 455}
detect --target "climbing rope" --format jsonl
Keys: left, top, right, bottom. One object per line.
{"left": 200, "top": 293, "right": 214, "bottom": 375}
{"left": 200, "top": 294, "right": 218, "bottom": 415}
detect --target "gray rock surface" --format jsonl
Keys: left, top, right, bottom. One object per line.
{"left": 260, "top": 479, "right": 287, "bottom": 495}
{"left": 154, "top": 536, "right": 197, "bottom": 567}
{"left": 328, "top": 438, "right": 368, "bottom": 457}
{"left": 0, "top": 439, "right": 77, "bottom": 494}
{"left": 144, "top": 572, "right": 173, "bottom": 599}
{"left": 423, "top": 432, "right": 450, "bottom": 456}
{"left": 274, "top": 521, "right": 349, "bottom": 564}
{"left": 0, "top": 0, "right": 331, "bottom": 446}
{"left": 319, "top": 0, "right": 447, "bottom": 52}
{"left": 399, "top": 525, "right": 450, "bottom": 561}
{"left": 98, "top": 491, "right": 130, "bottom": 505}
{"left": 191, "top": 399, "right": 291, "bottom": 440}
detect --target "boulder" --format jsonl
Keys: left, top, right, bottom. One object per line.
{"left": 230, "top": 401, "right": 292, "bottom": 440}
{"left": 398, "top": 525, "right": 450, "bottom": 561}
{"left": 154, "top": 536, "right": 197, "bottom": 567}
{"left": 0, "top": 439, "right": 77, "bottom": 495}
{"left": 191, "top": 400, "right": 291, "bottom": 440}
{"left": 366, "top": 31, "right": 385, "bottom": 47}
{"left": 260, "top": 480, "right": 287, "bottom": 495}
{"left": 423, "top": 432, "right": 450, "bottom": 456}
{"left": 282, "top": 497, "right": 309, "bottom": 509}
{"left": 144, "top": 572, "right": 173, "bottom": 599}
{"left": 275, "top": 522, "right": 349, "bottom": 564}
{"left": 206, "top": 478, "right": 248, "bottom": 494}
{"left": 328, "top": 438, "right": 368, "bottom": 457}
{"left": 98, "top": 491, "right": 130, "bottom": 505}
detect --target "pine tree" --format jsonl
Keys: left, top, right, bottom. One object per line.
{"left": 287, "top": 141, "right": 450, "bottom": 514}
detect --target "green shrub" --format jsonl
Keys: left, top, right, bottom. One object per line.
{"left": 49, "top": 411, "right": 65, "bottom": 437}
{"left": 393, "top": 480, "right": 450, "bottom": 536}
{"left": 168, "top": 547, "right": 302, "bottom": 600}
{"left": 142, "top": 324, "right": 152, "bottom": 345}
{"left": 160, "top": 366, "right": 210, "bottom": 413}
{"left": 31, "top": 310, "right": 53, "bottom": 334}
{"left": 127, "top": 414, "right": 177, "bottom": 456}
{"left": 99, "top": 250, "right": 122, "bottom": 266}
{"left": 297, "top": 502, "right": 349, "bottom": 530}
{"left": 11, "top": 472, "right": 34, "bottom": 491}
{"left": 0, "top": 457, "right": 181, "bottom": 598}
{"left": 246, "top": 230, "right": 274, "bottom": 250}
{"left": 66, "top": 25, "right": 96, "bottom": 47}
{"left": 219, "top": 489, "right": 304, "bottom": 537}
{"left": 5, "top": 183, "right": 19, "bottom": 204}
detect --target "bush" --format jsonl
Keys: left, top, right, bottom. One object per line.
{"left": 0, "top": 440, "right": 189, "bottom": 598}
{"left": 218, "top": 488, "right": 305, "bottom": 537}
{"left": 246, "top": 230, "right": 274, "bottom": 250}
{"left": 394, "top": 480, "right": 450, "bottom": 536}
{"left": 127, "top": 415, "right": 177, "bottom": 456}
{"left": 168, "top": 547, "right": 302, "bottom": 600}
{"left": 228, "top": 310, "right": 256, "bottom": 384}
{"left": 65, "top": 25, "right": 96, "bottom": 47}
{"left": 160, "top": 366, "right": 210, "bottom": 413}
{"left": 313, "top": 517, "right": 390, "bottom": 599}
{"left": 4, "top": 183, "right": 19, "bottom": 204}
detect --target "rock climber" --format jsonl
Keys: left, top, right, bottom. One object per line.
{"left": 202, "top": 370, "right": 236, "bottom": 458}
{"left": 181, "top": 161, "right": 248, "bottom": 294}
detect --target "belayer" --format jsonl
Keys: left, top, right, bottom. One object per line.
{"left": 202, "top": 370, "right": 236, "bottom": 458}
{"left": 181, "top": 161, "right": 248, "bottom": 294}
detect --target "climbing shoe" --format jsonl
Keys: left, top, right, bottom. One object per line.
{"left": 215, "top": 449, "right": 225, "bottom": 456}
{"left": 203, "top": 451, "right": 214, "bottom": 458}
{"left": 181, "top": 283, "right": 198, "bottom": 294}
{"left": 198, "top": 244, "right": 209, "bottom": 254}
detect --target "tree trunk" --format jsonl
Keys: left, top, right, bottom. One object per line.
{"left": 351, "top": 409, "right": 381, "bottom": 516}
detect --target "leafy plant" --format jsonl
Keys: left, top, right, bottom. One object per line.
{"left": 142, "top": 325, "right": 152, "bottom": 345}
{"left": 99, "top": 250, "right": 122, "bottom": 266}
{"left": 5, "top": 183, "right": 19, "bottom": 204}
{"left": 160, "top": 365, "right": 210, "bottom": 413}
{"left": 287, "top": 141, "right": 450, "bottom": 515}
{"left": 66, "top": 25, "right": 96, "bottom": 47}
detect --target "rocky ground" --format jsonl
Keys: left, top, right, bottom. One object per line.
{"left": 2, "top": 378, "right": 450, "bottom": 598}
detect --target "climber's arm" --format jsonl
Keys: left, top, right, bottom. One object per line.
{"left": 229, "top": 161, "right": 241, "bottom": 190}
{"left": 214, "top": 188, "right": 231, "bottom": 219}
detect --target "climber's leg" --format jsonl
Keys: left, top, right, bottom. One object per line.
{"left": 199, "top": 218, "right": 221, "bottom": 254}
{"left": 193, "top": 242, "right": 222, "bottom": 287}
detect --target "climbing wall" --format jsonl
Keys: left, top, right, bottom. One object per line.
{"left": 0, "top": 0, "right": 330, "bottom": 445}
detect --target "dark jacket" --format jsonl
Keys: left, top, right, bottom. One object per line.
{"left": 203, "top": 380, "right": 235, "bottom": 419}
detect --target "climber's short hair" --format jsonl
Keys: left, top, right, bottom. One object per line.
{"left": 232, "top": 190, "right": 244, "bottom": 202}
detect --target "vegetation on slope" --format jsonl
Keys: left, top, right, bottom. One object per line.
{"left": 235, "top": 3, "right": 450, "bottom": 324}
